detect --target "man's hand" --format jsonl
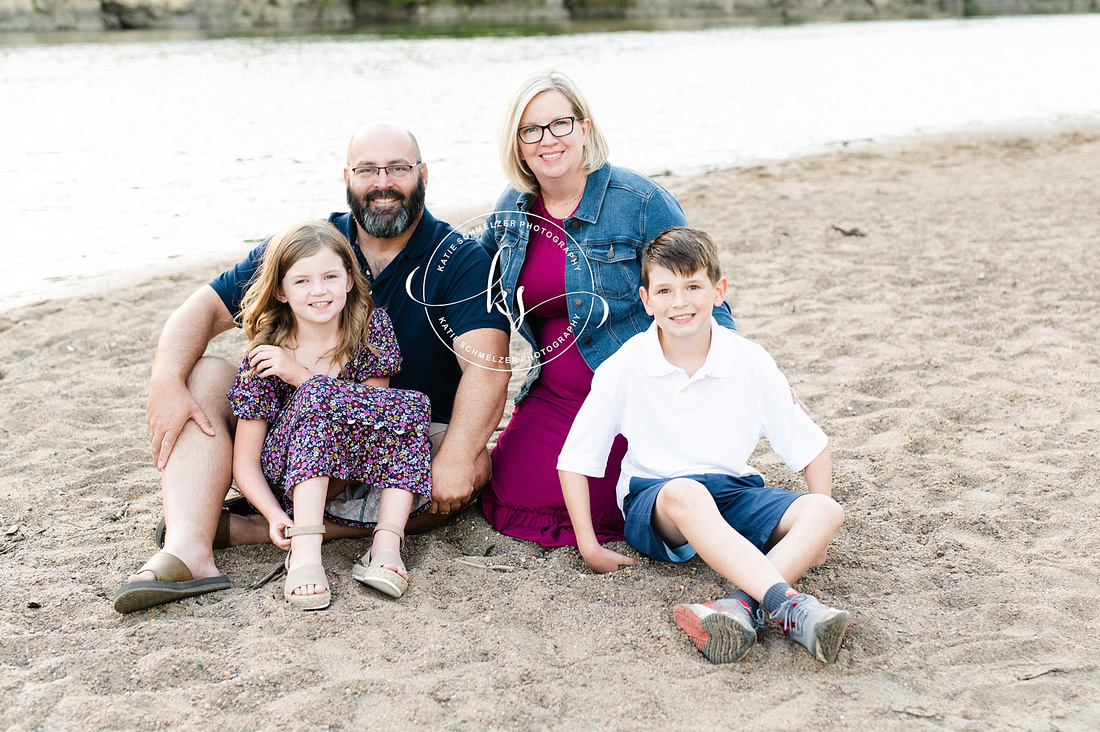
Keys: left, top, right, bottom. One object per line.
{"left": 428, "top": 449, "right": 475, "bottom": 515}
{"left": 147, "top": 380, "right": 215, "bottom": 471}
{"left": 249, "top": 345, "right": 310, "bottom": 387}
{"left": 145, "top": 285, "right": 238, "bottom": 471}
{"left": 580, "top": 544, "right": 637, "bottom": 574}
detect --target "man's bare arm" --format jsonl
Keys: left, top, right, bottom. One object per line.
{"left": 147, "top": 285, "right": 237, "bottom": 469}
{"left": 429, "top": 327, "right": 510, "bottom": 513}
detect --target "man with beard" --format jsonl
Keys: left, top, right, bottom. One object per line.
{"left": 115, "top": 123, "right": 510, "bottom": 613}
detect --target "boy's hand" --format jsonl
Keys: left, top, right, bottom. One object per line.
{"left": 582, "top": 545, "right": 637, "bottom": 574}
{"left": 791, "top": 387, "right": 809, "bottom": 415}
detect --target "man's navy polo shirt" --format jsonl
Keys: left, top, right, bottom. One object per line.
{"left": 209, "top": 209, "right": 509, "bottom": 423}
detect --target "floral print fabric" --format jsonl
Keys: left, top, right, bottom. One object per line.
{"left": 228, "top": 308, "right": 432, "bottom": 527}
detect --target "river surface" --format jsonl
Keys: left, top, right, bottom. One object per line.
{"left": 2, "top": 14, "right": 1099, "bottom": 312}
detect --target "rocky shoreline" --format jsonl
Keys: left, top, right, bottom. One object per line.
{"left": 2, "top": 0, "right": 1095, "bottom": 35}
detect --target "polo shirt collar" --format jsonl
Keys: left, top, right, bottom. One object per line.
{"left": 400, "top": 208, "right": 440, "bottom": 261}
{"left": 343, "top": 208, "right": 440, "bottom": 275}
{"left": 642, "top": 322, "right": 677, "bottom": 377}
{"left": 642, "top": 318, "right": 733, "bottom": 379}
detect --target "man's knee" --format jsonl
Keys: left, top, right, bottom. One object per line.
{"left": 186, "top": 357, "right": 237, "bottom": 422}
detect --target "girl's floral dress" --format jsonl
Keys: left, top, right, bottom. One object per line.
{"left": 227, "top": 308, "right": 431, "bottom": 527}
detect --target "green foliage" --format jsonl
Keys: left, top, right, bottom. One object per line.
{"left": 383, "top": 0, "right": 492, "bottom": 6}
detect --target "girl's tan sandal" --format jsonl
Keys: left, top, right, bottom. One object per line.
{"left": 352, "top": 522, "right": 408, "bottom": 598}
{"left": 283, "top": 524, "right": 330, "bottom": 610}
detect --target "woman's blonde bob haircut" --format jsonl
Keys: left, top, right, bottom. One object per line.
{"left": 238, "top": 220, "right": 374, "bottom": 370}
{"left": 498, "top": 68, "right": 611, "bottom": 196}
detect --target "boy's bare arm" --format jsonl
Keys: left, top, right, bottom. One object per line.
{"left": 802, "top": 444, "right": 832, "bottom": 496}
{"left": 559, "top": 470, "right": 636, "bottom": 574}
{"left": 802, "top": 444, "right": 834, "bottom": 566}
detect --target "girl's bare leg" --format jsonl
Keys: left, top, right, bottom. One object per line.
{"left": 288, "top": 476, "right": 328, "bottom": 596}
{"left": 373, "top": 488, "right": 414, "bottom": 580}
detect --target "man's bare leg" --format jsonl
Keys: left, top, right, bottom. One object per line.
{"left": 127, "top": 357, "right": 237, "bottom": 583}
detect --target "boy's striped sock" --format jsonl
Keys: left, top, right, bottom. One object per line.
{"left": 729, "top": 588, "right": 764, "bottom": 631}
{"left": 762, "top": 582, "right": 795, "bottom": 615}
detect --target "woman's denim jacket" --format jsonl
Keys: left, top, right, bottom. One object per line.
{"left": 478, "top": 161, "right": 737, "bottom": 404}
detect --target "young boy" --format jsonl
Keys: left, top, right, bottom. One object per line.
{"left": 557, "top": 227, "right": 850, "bottom": 665}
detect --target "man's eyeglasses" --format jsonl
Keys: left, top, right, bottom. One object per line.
{"left": 517, "top": 116, "right": 578, "bottom": 145}
{"left": 346, "top": 161, "right": 422, "bottom": 180}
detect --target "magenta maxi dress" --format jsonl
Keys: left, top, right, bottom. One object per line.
{"left": 482, "top": 197, "right": 628, "bottom": 547}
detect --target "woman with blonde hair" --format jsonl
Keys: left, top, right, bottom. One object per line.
{"left": 479, "top": 69, "right": 738, "bottom": 548}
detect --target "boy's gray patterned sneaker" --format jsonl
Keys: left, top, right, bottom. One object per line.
{"left": 673, "top": 599, "right": 757, "bottom": 664}
{"left": 748, "top": 603, "right": 766, "bottom": 632}
{"left": 770, "top": 592, "right": 850, "bottom": 664}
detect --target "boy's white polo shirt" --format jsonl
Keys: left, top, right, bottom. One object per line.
{"left": 557, "top": 318, "right": 828, "bottom": 512}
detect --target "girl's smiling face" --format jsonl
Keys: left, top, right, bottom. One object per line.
{"left": 277, "top": 247, "right": 353, "bottom": 328}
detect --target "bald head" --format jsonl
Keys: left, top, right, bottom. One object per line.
{"left": 346, "top": 122, "right": 422, "bottom": 166}
{"left": 344, "top": 122, "right": 427, "bottom": 241}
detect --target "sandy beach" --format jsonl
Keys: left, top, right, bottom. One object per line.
{"left": 2, "top": 127, "right": 1099, "bottom": 730}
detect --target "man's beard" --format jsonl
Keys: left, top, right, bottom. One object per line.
{"left": 347, "top": 173, "right": 426, "bottom": 240}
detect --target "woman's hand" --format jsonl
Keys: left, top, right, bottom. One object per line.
{"left": 268, "top": 512, "right": 293, "bottom": 551}
{"left": 581, "top": 544, "right": 637, "bottom": 574}
{"left": 249, "top": 345, "right": 310, "bottom": 387}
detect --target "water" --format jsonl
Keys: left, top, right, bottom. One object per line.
{"left": 2, "top": 14, "right": 1099, "bottom": 312}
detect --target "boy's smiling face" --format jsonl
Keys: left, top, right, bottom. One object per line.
{"left": 640, "top": 265, "right": 728, "bottom": 344}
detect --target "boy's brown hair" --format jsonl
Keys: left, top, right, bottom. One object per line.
{"left": 640, "top": 226, "right": 722, "bottom": 289}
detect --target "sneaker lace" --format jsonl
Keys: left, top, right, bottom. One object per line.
{"left": 773, "top": 595, "right": 809, "bottom": 634}
{"left": 751, "top": 606, "right": 767, "bottom": 631}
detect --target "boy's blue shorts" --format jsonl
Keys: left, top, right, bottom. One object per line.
{"left": 622, "top": 473, "right": 803, "bottom": 563}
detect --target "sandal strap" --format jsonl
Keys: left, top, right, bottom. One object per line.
{"left": 286, "top": 524, "right": 327, "bottom": 538}
{"left": 369, "top": 549, "right": 405, "bottom": 572}
{"left": 373, "top": 522, "right": 405, "bottom": 546}
{"left": 137, "top": 551, "right": 193, "bottom": 583}
{"left": 285, "top": 563, "right": 329, "bottom": 592}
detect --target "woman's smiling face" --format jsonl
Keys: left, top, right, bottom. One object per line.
{"left": 517, "top": 90, "right": 590, "bottom": 188}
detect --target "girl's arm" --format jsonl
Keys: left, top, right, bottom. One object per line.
{"left": 232, "top": 418, "right": 293, "bottom": 550}
{"left": 560, "top": 470, "right": 636, "bottom": 574}
{"left": 363, "top": 377, "right": 388, "bottom": 388}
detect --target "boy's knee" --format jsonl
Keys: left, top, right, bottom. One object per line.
{"left": 657, "top": 478, "right": 712, "bottom": 513}
{"left": 803, "top": 494, "right": 844, "bottom": 532}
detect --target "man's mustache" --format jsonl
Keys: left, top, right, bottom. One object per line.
{"left": 364, "top": 188, "right": 406, "bottom": 202}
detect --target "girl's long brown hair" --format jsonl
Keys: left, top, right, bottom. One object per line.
{"left": 238, "top": 220, "right": 374, "bottom": 369}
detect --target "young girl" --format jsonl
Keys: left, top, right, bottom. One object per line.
{"left": 228, "top": 219, "right": 432, "bottom": 610}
